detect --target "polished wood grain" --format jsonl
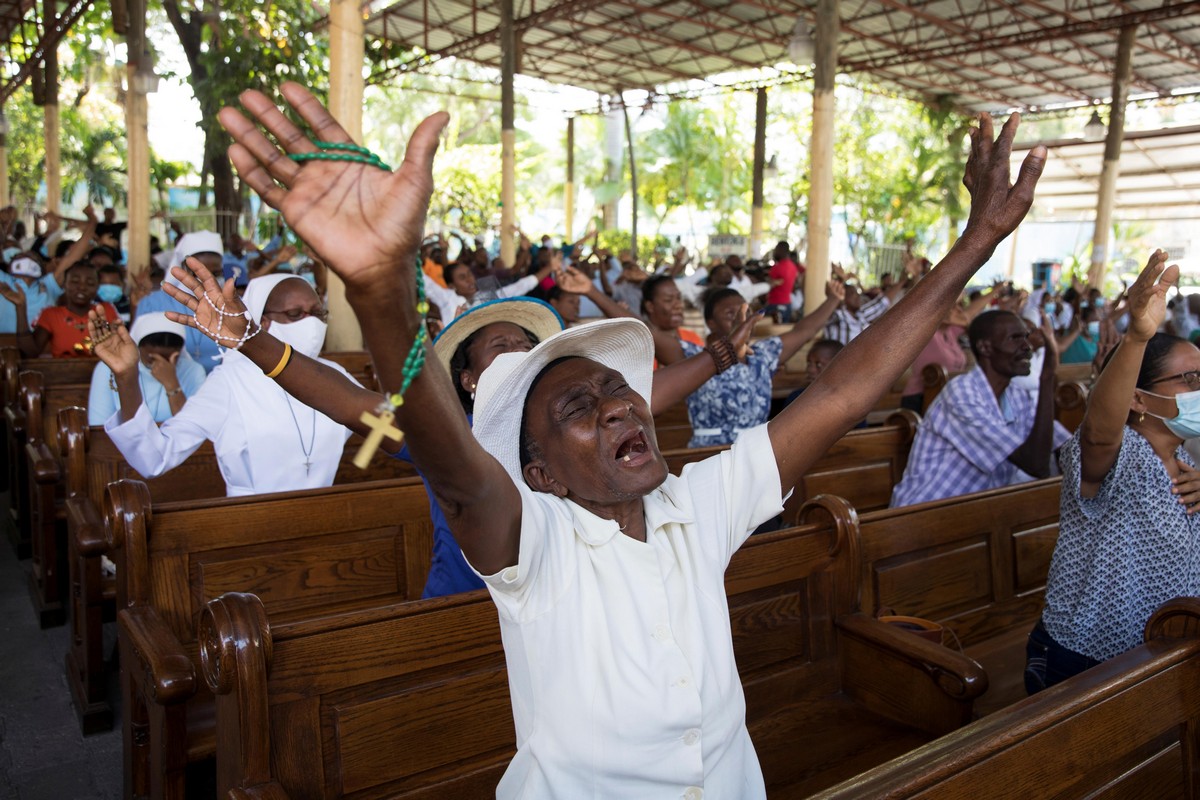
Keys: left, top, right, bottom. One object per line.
{"left": 664, "top": 412, "right": 919, "bottom": 521}
{"left": 857, "top": 478, "right": 1061, "bottom": 715}
{"left": 108, "top": 475, "right": 434, "bottom": 800}
{"left": 813, "top": 598, "right": 1200, "bottom": 800}
{"left": 201, "top": 494, "right": 986, "bottom": 800}
{"left": 57, "top": 406, "right": 416, "bottom": 734}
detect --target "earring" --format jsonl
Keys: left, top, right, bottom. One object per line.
{"left": 1139, "top": 411, "right": 1146, "bottom": 423}
{"left": 470, "top": 383, "right": 477, "bottom": 401}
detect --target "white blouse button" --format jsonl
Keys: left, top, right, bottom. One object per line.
{"left": 653, "top": 624, "right": 670, "bottom": 642}
{"left": 682, "top": 728, "right": 700, "bottom": 746}
{"left": 683, "top": 787, "right": 703, "bottom": 800}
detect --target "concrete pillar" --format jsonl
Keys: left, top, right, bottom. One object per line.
{"left": 499, "top": 0, "right": 516, "bottom": 267}
{"left": 1088, "top": 24, "right": 1137, "bottom": 290}
{"left": 564, "top": 117, "right": 574, "bottom": 243}
{"left": 750, "top": 87, "right": 767, "bottom": 261}
{"left": 622, "top": 93, "right": 638, "bottom": 263}
{"left": 602, "top": 103, "right": 622, "bottom": 230}
{"left": 804, "top": 0, "right": 838, "bottom": 313}
{"left": 125, "top": 0, "right": 151, "bottom": 276}
{"left": 325, "top": 0, "right": 366, "bottom": 349}
{"left": 42, "top": 0, "right": 60, "bottom": 214}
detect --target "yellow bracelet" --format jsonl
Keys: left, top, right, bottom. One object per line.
{"left": 264, "top": 343, "right": 293, "bottom": 378}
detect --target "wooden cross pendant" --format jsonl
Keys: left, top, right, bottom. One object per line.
{"left": 354, "top": 408, "right": 404, "bottom": 469}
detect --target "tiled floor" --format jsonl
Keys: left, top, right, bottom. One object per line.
{"left": 0, "top": 492, "right": 122, "bottom": 800}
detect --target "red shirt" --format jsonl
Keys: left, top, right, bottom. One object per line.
{"left": 903, "top": 324, "right": 967, "bottom": 396}
{"left": 34, "top": 303, "right": 120, "bottom": 357}
{"left": 767, "top": 258, "right": 800, "bottom": 306}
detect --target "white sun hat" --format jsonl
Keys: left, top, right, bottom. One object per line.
{"left": 472, "top": 317, "right": 654, "bottom": 484}
{"left": 432, "top": 296, "right": 564, "bottom": 375}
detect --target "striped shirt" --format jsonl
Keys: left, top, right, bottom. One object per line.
{"left": 890, "top": 366, "right": 1035, "bottom": 508}
{"left": 823, "top": 294, "right": 890, "bottom": 344}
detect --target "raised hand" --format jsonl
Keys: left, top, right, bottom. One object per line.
{"left": 961, "top": 113, "right": 1046, "bottom": 248}
{"left": 1125, "top": 249, "right": 1177, "bottom": 342}
{"left": 0, "top": 282, "right": 27, "bottom": 308}
{"left": 1039, "top": 310, "right": 1059, "bottom": 360}
{"left": 87, "top": 310, "right": 139, "bottom": 376}
{"left": 217, "top": 82, "right": 449, "bottom": 292}
{"left": 729, "top": 304, "right": 762, "bottom": 361}
{"left": 556, "top": 265, "right": 594, "bottom": 295}
{"left": 825, "top": 279, "right": 845, "bottom": 303}
{"left": 145, "top": 351, "right": 181, "bottom": 392}
{"left": 128, "top": 268, "right": 154, "bottom": 308}
{"left": 161, "top": 256, "right": 255, "bottom": 346}
{"left": 1173, "top": 460, "right": 1200, "bottom": 515}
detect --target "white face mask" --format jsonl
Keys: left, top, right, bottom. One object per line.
{"left": 268, "top": 316, "right": 327, "bottom": 358}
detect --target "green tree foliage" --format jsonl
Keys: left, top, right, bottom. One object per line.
{"left": 61, "top": 119, "right": 127, "bottom": 205}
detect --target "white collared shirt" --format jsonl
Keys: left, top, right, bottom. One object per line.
{"left": 473, "top": 424, "right": 784, "bottom": 799}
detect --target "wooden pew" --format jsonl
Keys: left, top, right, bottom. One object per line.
{"left": 59, "top": 406, "right": 417, "bottom": 732}
{"left": 1055, "top": 379, "right": 1088, "bottom": 433}
{"left": 3, "top": 352, "right": 96, "bottom": 557}
{"left": 196, "top": 495, "right": 987, "bottom": 800}
{"left": 19, "top": 367, "right": 93, "bottom": 620}
{"left": 856, "top": 478, "right": 1061, "bottom": 716}
{"left": 662, "top": 410, "right": 919, "bottom": 519}
{"left": 320, "top": 350, "right": 379, "bottom": 392}
{"left": 813, "top": 598, "right": 1200, "bottom": 800}
{"left": 107, "top": 475, "right": 435, "bottom": 799}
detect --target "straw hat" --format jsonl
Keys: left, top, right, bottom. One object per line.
{"left": 432, "top": 296, "right": 564, "bottom": 375}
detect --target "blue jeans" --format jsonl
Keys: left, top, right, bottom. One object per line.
{"left": 1024, "top": 618, "right": 1101, "bottom": 695}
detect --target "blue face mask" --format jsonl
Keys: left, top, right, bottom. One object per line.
{"left": 1086, "top": 320, "right": 1100, "bottom": 338}
{"left": 1043, "top": 302, "right": 1056, "bottom": 314}
{"left": 97, "top": 284, "right": 124, "bottom": 304}
{"left": 1144, "top": 388, "right": 1200, "bottom": 439}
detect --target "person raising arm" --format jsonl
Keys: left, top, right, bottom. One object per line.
{"left": 212, "top": 84, "right": 1043, "bottom": 797}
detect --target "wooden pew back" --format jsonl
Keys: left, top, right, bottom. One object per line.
{"left": 813, "top": 598, "right": 1200, "bottom": 800}
{"left": 857, "top": 478, "right": 1060, "bottom": 714}
{"left": 199, "top": 496, "right": 987, "bottom": 799}
{"left": 858, "top": 478, "right": 1060, "bottom": 646}
{"left": 108, "top": 476, "right": 434, "bottom": 646}
{"left": 662, "top": 412, "right": 918, "bottom": 519}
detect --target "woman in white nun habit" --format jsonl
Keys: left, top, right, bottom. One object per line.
{"left": 89, "top": 272, "right": 356, "bottom": 496}
{"left": 87, "top": 312, "right": 207, "bottom": 425}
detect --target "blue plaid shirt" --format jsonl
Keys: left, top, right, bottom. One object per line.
{"left": 890, "top": 366, "right": 1035, "bottom": 508}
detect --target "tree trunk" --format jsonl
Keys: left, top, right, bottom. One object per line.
{"left": 163, "top": 0, "right": 240, "bottom": 237}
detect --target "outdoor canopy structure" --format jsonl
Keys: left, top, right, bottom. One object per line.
{"left": 4, "top": 2, "right": 1200, "bottom": 342}
{"left": 346, "top": 0, "right": 1200, "bottom": 313}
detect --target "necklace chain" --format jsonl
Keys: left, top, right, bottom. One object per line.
{"left": 282, "top": 390, "right": 317, "bottom": 475}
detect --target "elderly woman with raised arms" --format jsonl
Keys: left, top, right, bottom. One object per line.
{"left": 169, "top": 83, "right": 1044, "bottom": 798}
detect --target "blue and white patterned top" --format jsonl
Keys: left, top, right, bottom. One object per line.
{"left": 1043, "top": 429, "right": 1200, "bottom": 661}
{"left": 890, "top": 366, "right": 1036, "bottom": 507}
{"left": 680, "top": 336, "right": 783, "bottom": 448}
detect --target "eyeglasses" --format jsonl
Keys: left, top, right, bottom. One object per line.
{"left": 1146, "top": 370, "right": 1200, "bottom": 391}
{"left": 263, "top": 306, "right": 328, "bottom": 323}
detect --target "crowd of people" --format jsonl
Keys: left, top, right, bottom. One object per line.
{"left": 3, "top": 80, "right": 1198, "bottom": 797}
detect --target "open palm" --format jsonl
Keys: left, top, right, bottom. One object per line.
{"left": 218, "top": 83, "right": 449, "bottom": 289}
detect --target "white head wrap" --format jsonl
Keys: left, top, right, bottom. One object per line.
{"left": 128, "top": 311, "right": 188, "bottom": 345}
{"left": 242, "top": 274, "right": 312, "bottom": 324}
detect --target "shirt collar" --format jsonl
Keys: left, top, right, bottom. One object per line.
{"left": 565, "top": 482, "right": 695, "bottom": 547}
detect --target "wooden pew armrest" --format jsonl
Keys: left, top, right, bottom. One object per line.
{"left": 27, "top": 440, "right": 60, "bottom": 483}
{"left": 66, "top": 496, "right": 107, "bottom": 555}
{"left": 118, "top": 606, "right": 197, "bottom": 706}
{"left": 837, "top": 613, "right": 988, "bottom": 736}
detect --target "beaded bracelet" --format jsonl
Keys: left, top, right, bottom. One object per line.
{"left": 707, "top": 336, "right": 738, "bottom": 374}
{"left": 290, "top": 141, "right": 392, "bottom": 172}
{"left": 353, "top": 255, "right": 431, "bottom": 469}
